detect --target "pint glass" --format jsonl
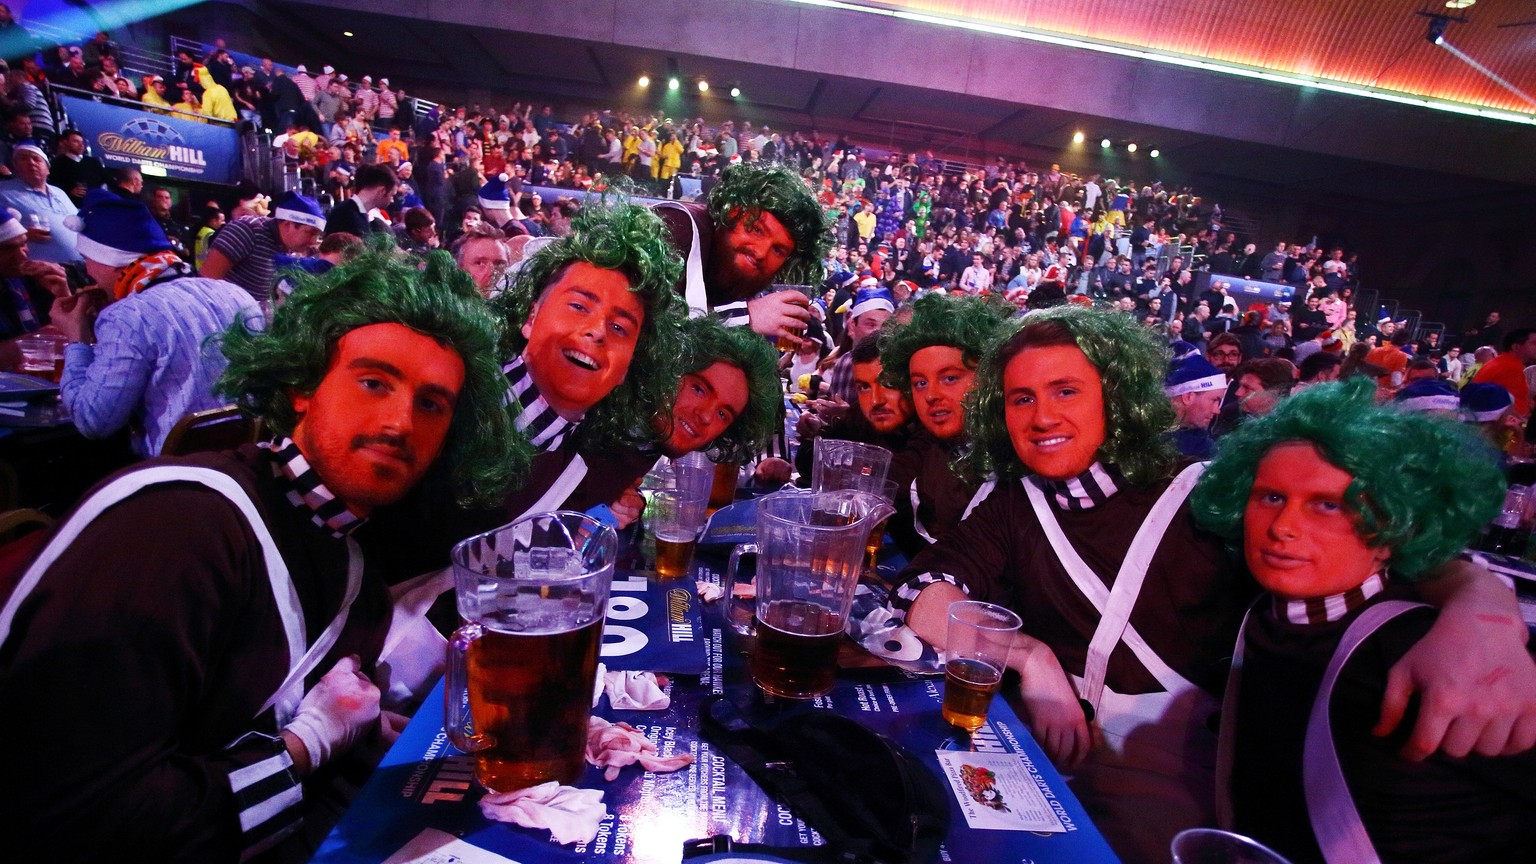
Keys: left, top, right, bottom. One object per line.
{"left": 446, "top": 511, "right": 617, "bottom": 791}
{"left": 649, "top": 490, "right": 704, "bottom": 580}
{"left": 941, "top": 601, "right": 1022, "bottom": 732}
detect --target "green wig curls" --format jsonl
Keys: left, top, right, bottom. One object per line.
{"left": 1191, "top": 377, "right": 1504, "bottom": 579}
{"left": 489, "top": 196, "right": 688, "bottom": 451}
{"left": 708, "top": 162, "right": 832, "bottom": 284}
{"left": 671, "top": 316, "right": 782, "bottom": 463}
{"left": 961, "top": 304, "right": 1179, "bottom": 485}
{"left": 878, "top": 293, "right": 1015, "bottom": 396}
{"left": 218, "top": 242, "right": 527, "bottom": 508}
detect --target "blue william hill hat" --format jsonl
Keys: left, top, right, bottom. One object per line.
{"left": 1460, "top": 382, "right": 1513, "bottom": 423}
{"left": 0, "top": 208, "right": 24, "bottom": 244}
{"left": 849, "top": 286, "right": 895, "bottom": 318}
{"left": 478, "top": 173, "right": 512, "bottom": 210}
{"left": 70, "top": 188, "right": 171, "bottom": 266}
{"left": 274, "top": 191, "right": 325, "bottom": 230}
{"left": 1393, "top": 379, "right": 1460, "bottom": 413}
{"left": 1168, "top": 340, "right": 1200, "bottom": 361}
{"left": 1164, "top": 355, "right": 1227, "bottom": 397}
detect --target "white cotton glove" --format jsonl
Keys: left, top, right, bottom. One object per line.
{"left": 283, "top": 654, "right": 381, "bottom": 770}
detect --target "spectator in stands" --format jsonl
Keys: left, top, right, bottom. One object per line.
{"left": 3, "top": 60, "right": 53, "bottom": 143}
{"left": 206, "top": 47, "right": 237, "bottom": 91}
{"left": 1233, "top": 357, "right": 1296, "bottom": 418}
{"left": 0, "top": 210, "right": 70, "bottom": 369}
{"left": 47, "top": 129, "right": 106, "bottom": 205}
{"left": 171, "top": 84, "right": 202, "bottom": 120}
{"left": 201, "top": 191, "right": 326, "bottom": 307}
{"left": 140, "top": 74, "right": 172, "bottom": 112}
{"left": 192, "top": 204, "right": 224, "bottom": 271}
{"left": 325, "top": 162, "right": 396, "bottom": 237}
{"left": 172, "top": 47, "right": 201, "bottom": 101}
{"left": 290, "top": 63, "right": 317, "bottom": 101}
{"left": 355, "top": 75, "right": 379, "bottom": 123}
{"left": 0, "top": 140, "right": 80, "bottom": 264}
{"left": 193, "top": 65, "right": 236, "bottom": 122}
{"left": 397, "top": 206, "right": 438, "bottom": 255}
{"left": 1462, "top": 311, "right": 1503, "bottom": 353}
{"left": 80, "top": 32, "right": 117, "bottom": 72}
{"left": 53, "top": 53, "right": 91, "bottom": 90}
{"left": 452, "top": 226, "right": 509, "bottom": 298}
{"left": 375, "top": 126, "right": 409, "bottom": 165}
{"left": 51, "top": 189, "right": 258, "bottom": 455}
{"left": 107, "top": 166, "right": 143, "bottom": 200}
{"left": 377, "top": 78, "right": 398, "bottom": 127}
{"left": 265, "top": 67, "right": 309, "bottom": 132}
{"left": 1473, "top": 327, "right": 1536, "bottom": 421}
{"left": 148, "top": 187, "right": 190, "bottom": 259}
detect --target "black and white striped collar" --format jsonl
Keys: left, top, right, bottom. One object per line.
{"left": 259, "top": 437, "right": 365, "bottom": 539}
{"left": 502, "top": 354, "right": 581, "bottom": 453}
{"left": 1032, "top": 462, "right": 1121, "bottom": 511}
{"left": 1273, "top": 572, "right": 1388, "bottom": 626}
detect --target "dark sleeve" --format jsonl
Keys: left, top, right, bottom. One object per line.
{"left": 324, "top": 200, "right": 368, "bottom": 236}
{"left": 887, "top": 480, "right": 1016, "bottom": 620}
{"left": 0, "top": 485, "right": 298, "bottom": 861}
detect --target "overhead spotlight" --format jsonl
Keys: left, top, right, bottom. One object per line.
{"left": 1149, "top": 148, "right": 1160, "bottom": 158}
{"left": 1444, "top": 0, "right": 1474, "bottom": 9}
{"left": 1100, "top": 138, "right": 1111, "bottom": 149}
{"left": 730, "top": 86, "right": 741, "bottom": 98}
{"left": 1426, "top": 14, "right": 1449, "bottom": 45}
{"left": 638, "top": 75, "right": 650, "bottom": 88}
{"left": 698, "top": 79, "right": 709, "bottom": 92}
{"left": 1126, "top": 142, "right": 1138, "bottom": 153}
{"left": 1072, "top": 131, "right": 1085, "bottom": 144}
{"left": 342, "top": 30, "right": 354, "bottom": 37}
{"left": 668, "top": 77, "right": 680, "bottom": 91}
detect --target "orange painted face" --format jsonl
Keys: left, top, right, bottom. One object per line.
{"left": 291, "top": 323, "right": 464, "bottom": 517}
{"left": 1002, "top": 345, "right": 1106, "bottom": 480}
{"left": 853, "top": 358, "right": 912, "bottom": 434}
{"left": 908, "top": 345, "right": 975, "bottom": 441}
{"left": 658, "top": 360, "right": 749, "bottom": 458}
{"left": 1244, "top": 442, "right": 1389, "bottom": 600}
{"left": 520, "top": 261, "right": 645, "bottom": 418}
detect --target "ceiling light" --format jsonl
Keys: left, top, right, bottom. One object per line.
{"left": 698, "top": 79, "right": 709, "bottom": 92}
{"left": 638, "top": 75, "right": 650, "bottom": 88}
{"left": 342, "top": 30, "right": 354, "bottom": 37}
{"left": 1100, "top": 138, "right": 1111, "bottom": 148}
{"left": 1426, "top": 14, "right": 1449, "bottom": 45}
{"left": 730, "top": 86, "right": 741, "bottom": 98}
{"left": 1072, "top": 131, "right": 1085, "bottom": 144}
{"left": 1149, "top": 148, "right": 1160, "bottom": 158}
{"left": 668, "top": 77, "right": 680, "bottom": 90}
{"left": 1126, "top": 142, "right": 1137, "bottom": 153}
{"left": 1445, "top": 0, "right": 1474, "bottom": 9}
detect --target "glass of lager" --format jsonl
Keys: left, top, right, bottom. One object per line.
{"left": 726, "top": 488, "right": 895, "bottom": 699}
{"left": 649, "top": 490, "right": 705, "bottom": 580}
{"left": 811, "top": 439, "right": 893, "bottom": 495}
{"left": 942, "top": 601, "right": 1022, "bottom": 733}
{"left": 445, "top": 511, "right": 617, "bottom": 792}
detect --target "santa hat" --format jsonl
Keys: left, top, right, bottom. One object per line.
{"left": 1168, "top": 340, "right": 1200, "bottom": 361}
{"left": 478, "top": 173, "right": 513, "bottom": 211}
{"left": 849, "top": 286, "right": 895, "bottom": 319}
{"left": 68, "top": 189, "right": 172, "bottom": 267}
{"left": 1393, "top": 379, "right": 1460, "bottom": 414}
{"left": 1041, "top": 264, "right": 1064, "bottom": 283}
{"left": 273, "top": 191, "right": 326, "bottom": 230}
{"left": 11, "top": 139, "right": 48, "bottom": 164}
{"left": 1164, "top": 355, "right": 1227, "bottom": 397}
{"left": 893, "top": 279, "right": 917, "bottom": 295}
{"left": 0, "top": 208, "right": 24, "bottom": 244}
{"left": 858, "top": 276, "right": 879, "bottom": 289}
{"left": 1460, "top": 383, "right": 1513, "bottom": 423}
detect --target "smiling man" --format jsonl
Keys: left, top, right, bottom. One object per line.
{"left": 889, "top": 305, "right": 1536, "bottom": 864}
{"left": 0, "top": 249, "right": 520, "bottom": 862}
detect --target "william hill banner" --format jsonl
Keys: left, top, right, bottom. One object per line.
{"left": 59, "top": 94, "right": 241, "bottom": 185}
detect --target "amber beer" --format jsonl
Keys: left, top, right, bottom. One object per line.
{"left": 863, "top": 516, "right": 889, "bottom": 570}
{"left": 465, "top": 618, "right": 603, "bottom": 791}
{"left": 707, "top": 460, "right": 739, "bottom": 514}
{"left": 942, "top": 657, "right": 1004, "bottom": 732}
{"left": 750, "top": 600, "right": 844, "bottom": 699}
{"left": 654, "top": 529, "right": 698, "bottom": 580}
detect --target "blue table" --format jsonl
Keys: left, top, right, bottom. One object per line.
{"left": 314, "top": 562, "right": 1120, "bottom": 864}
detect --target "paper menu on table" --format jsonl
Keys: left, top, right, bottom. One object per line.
{"left": 935, "top": 750, "right": 1066, "bottom": 833}
{"left": 382, "top": 828, "right": 523, "bottom": 864}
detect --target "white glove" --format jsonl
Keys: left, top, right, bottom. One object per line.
{"left": 283, "top": 655, "right": 381, "bottom": 770}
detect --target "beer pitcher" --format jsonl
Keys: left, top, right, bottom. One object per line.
{"left": 446, "top": 511, "right": 617, "bottom": 792}
{"left": 811, "top": 439, "right": 893, "bottom": 494}
{"left": 726, "top": 488, "right": 895, "bottom": 698}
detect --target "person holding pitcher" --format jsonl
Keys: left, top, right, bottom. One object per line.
{"left": 0, "top": 248, "right": 521, "bottom": 862}
{"left": 888, "top": 305, "right": 1536, "bottom": 864}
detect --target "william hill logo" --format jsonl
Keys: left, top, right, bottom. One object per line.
{"left": 95, "top": 116, "right": 206, "bottom": 168}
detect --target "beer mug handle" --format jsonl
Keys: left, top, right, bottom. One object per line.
{"left": 445, "top": 623, "right": 493, "bottom": 754}
{"left": 725, "top": 542, "right": 759, "bottom": 637}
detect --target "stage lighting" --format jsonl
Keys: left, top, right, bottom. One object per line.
{"left": 342, "top": 31, "right": 354, "bottom": 37}
{"left": 638, "top": 75, "right": 650, "bottom": 88}
{"left": 1126, "top": 142, "right": 1138, "bottom": 153}
{"left": 668, "top": 77, "right": 680, "bottom": 90}
{"left": 698, "top": 79, "right": 709, "bottom": 92}
{"left": 1149, "top": 148, "right": 1160, "bottom": 158}
{"left": 730, "top": 86, "right": 741, "bottom": 98}
{"left": 1100, "top": 138, "right": 1111, "bottom": 148}
{"left": 1072, "top": 131, "right": 1085, "bottom": 144}
{"left": 1426, "top": 15, "right": 1449, "bottom": 45}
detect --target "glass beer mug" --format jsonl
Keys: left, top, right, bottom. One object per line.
{"left": 726, "top": 488, "right": 895, "bottom": 699}
{"left": 446, "top": 511, "right": 617, "bottom": 792}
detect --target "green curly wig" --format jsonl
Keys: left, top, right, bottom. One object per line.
{"left": 878, "top": 293, "right": 1014, "bottom": 395}
{"left": 708, "top": 162, "right": 832, "bottom": 284}
{"left": 488, "top": 197, "right": 688, "bottom": 451}
{"left": 962, "top": 304, "right": 1180, "bottom": 485}
{"left": 218, "top": 243, "right": 527, "bottom": 507}
{"left": 671, "top": 316, "right": 782, "bottom": 463}
{"left": 1191, "top": 378, "right": 1505, "bottom": 579}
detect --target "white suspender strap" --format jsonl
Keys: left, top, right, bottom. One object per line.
{"left": 1214, "top": 604, "right": 1257, "bottom": 829}
{"left": 960, "top": 478, "right": 997, "bottom": 523}
{"left": 655, "top": 202, "right": 709, "bottom": 317}
{"left": 1304, "top": 599, "right": 1427, "bottom": 864}
{"left": 515, "top": 454, "right": 590, "bottom": 523}
{"left": 909, "top": 477, "right": 937, "bottom": 545}
{"left": 258, "top": 536, "right": 363, "bottom": 726}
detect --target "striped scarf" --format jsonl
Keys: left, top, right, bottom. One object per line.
{"left": 502, "top": 354, "right": 580, "bottom": 452}
{"left": 1275, "top": 572, "right": 1388, "bottom": 626}
{"left": 258, "top": 437, "right": 364, "bottom": 539}
{"left": 1034, "top": 462, "right": 1122, "bottom": 511}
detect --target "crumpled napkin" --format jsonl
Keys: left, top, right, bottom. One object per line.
{"left": 695, "top": 580, "right": 725, "bottom": 602}
{"left": 585, "top": 716, "right": 695, "bottom": 781}
{"left": 590, "top": 664, "right": 671, "bottom": 710}
{"left": 478, "top": 781, "right": 608, "bottom": 845}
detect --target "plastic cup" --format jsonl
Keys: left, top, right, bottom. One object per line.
{"left": 942, "top": 601, "right": 1022, "bottom": 732}
{"left": 649, "top": 490, "right": 705, "bottom": 580}
{"left": 1170, "top": 828, "right": 1294, "bottom": 864}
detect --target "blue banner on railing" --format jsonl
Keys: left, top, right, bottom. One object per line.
{"left": 58, "top": 94, "right": 241, "bottom": 185}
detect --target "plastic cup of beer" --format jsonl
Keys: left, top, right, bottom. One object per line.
{"left": 15, "top": 333, "right": 65, "bottom": 382}
{"left": 942, "top": 601, "right": 1022, "bottom": 733}
{"left": 812, "top": 439, "right": 893, "bottom": 495}
{"left": 445, "top": 511, "right": 617, "bottom": 792}
{"left": 649, "top": 490, "right": 704, "bottom": 580}
{"left": 673, "top": 451, "right": 715, "bottom": 508}
{"left": 863, "top": 479, "right": 899, "bottom": 571}
{"left": 707, "top": 459, "right": 739, "bottom": 514}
